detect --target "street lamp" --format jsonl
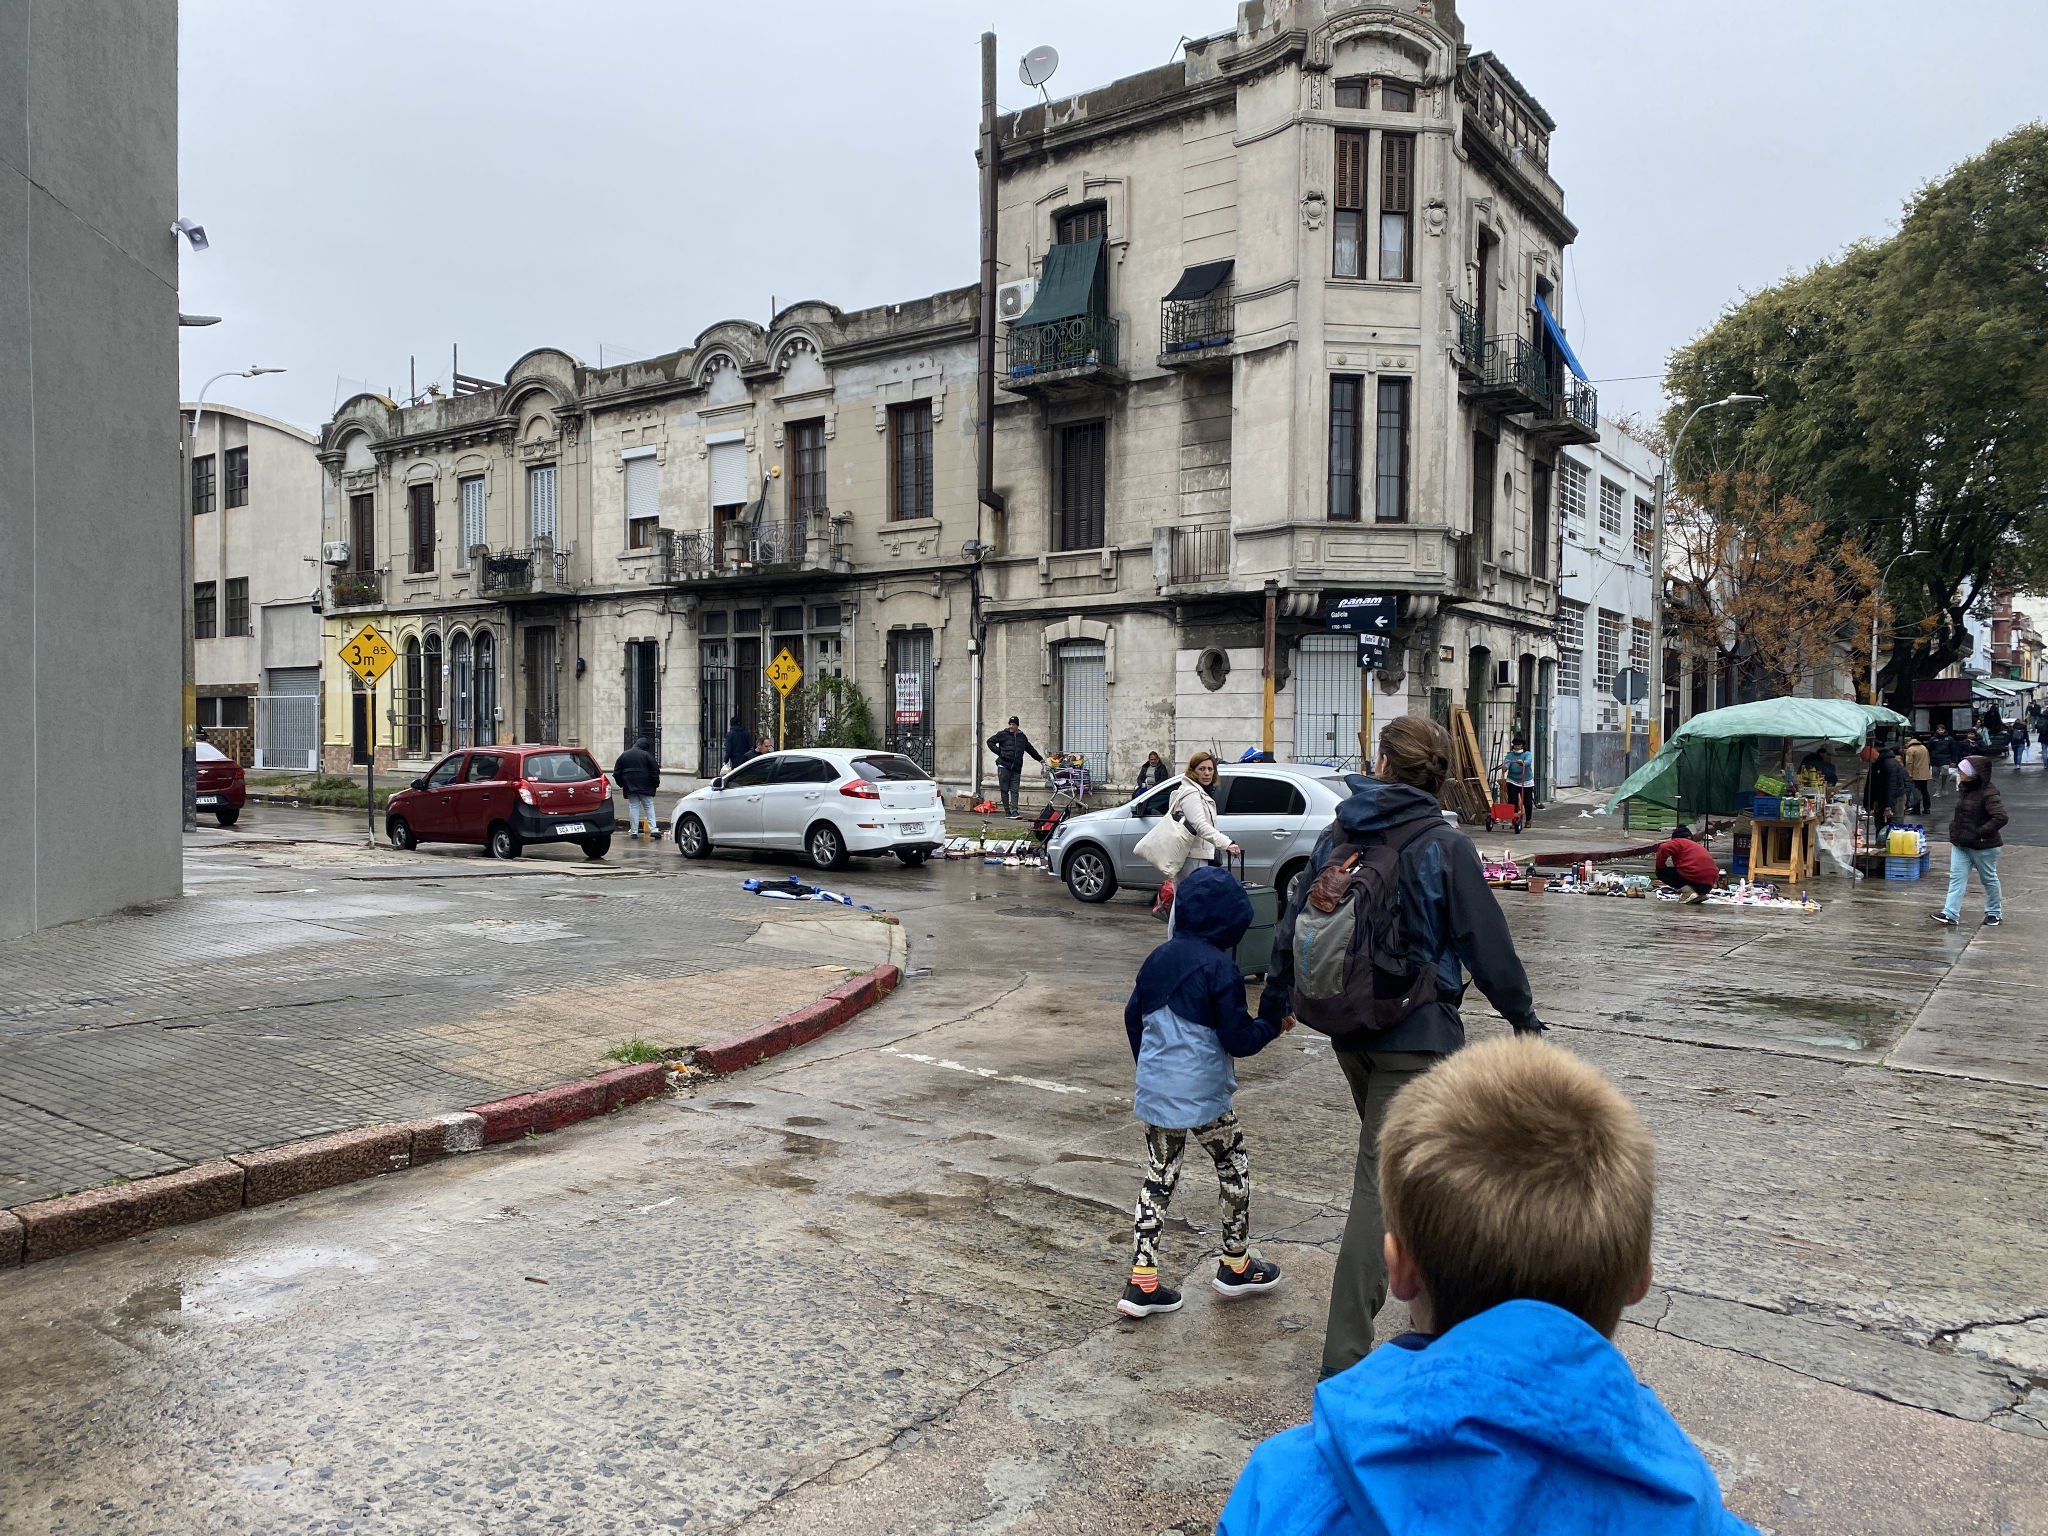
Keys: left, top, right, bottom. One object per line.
{"left": 1871, "top": 548, "right": 1927, "bottom": 707}
{"left": 1649, "top": 394, "right": 1763, "bottom": 733}
{"left": 183, "top": 367, "right": 288, "bottom": 831}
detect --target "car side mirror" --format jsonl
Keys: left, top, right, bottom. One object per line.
{"left": 710, "top": 778, "right": 725, "bottom": 791}
{"left": 410, "top": 778, "right": 427, "bottom": 791}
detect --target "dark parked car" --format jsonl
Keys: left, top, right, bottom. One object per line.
{"left": 386, "top": 745, "right": 615, "bottom": 860}
{"left": 194, "top": 740, "right": 245, "bottom": 827}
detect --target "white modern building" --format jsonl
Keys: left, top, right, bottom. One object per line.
{"left": 186, "top": 404, "right": 327, "bottom": 768}
{"left": 1550, "top": 417, "right": 1662, "bottom": 789}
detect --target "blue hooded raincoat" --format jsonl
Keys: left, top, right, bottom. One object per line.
{"left": 1219, "top": 1299, "right": 1760, "bottom": 1536}
{"left": 1124, "top": 866, "right": 1281, "bottom": 1129}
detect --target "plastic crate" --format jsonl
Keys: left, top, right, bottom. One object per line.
{"left": 1885, "top": 856, "right": 1922, "bottom": 881}
{"left": 1920, "top": 851, "right": 1932, "bottom": 875}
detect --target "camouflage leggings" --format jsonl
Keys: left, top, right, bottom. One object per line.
{"left": 1131, "top": 1110, "right": 1250, "bottom": 1269}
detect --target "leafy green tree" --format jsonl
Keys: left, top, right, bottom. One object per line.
{"left": 1665, "top": 124, "right": 2048, "bottom": 701}
{"left": 753, "top": 674, "right": 880, "bottom": 751}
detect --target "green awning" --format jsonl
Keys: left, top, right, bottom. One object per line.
{"left": 1015, "top": 237, "right": 1104, "bottom": 326}
{"left": 1602, "top": 698, "right": 1910, "bottom": 816}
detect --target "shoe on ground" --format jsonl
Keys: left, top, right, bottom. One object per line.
{"left": 1984, "top": 914, "right": 2002, "bottom": 927}
{"left": 1931, "top": 911, "right": 1960, "bottom": 927}
{"left": 1117, "top": 1279, "right": 1183, "bottom": 1318}
{"left": 1213, "top": 1256, "right": 1283, "bottom": 1297}
{"left": 1684, "top": 889, "right": 1710, "bottom": 905}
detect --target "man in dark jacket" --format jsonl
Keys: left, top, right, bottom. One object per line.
{"left": 987, "top": 716, "right": 1045, "bottom": 819}
{"left": 1934, "top": 754, "right": 2007, "bottom": 928}
{"left": 1928, "top": 724, "right": 1960, "bottom": 797}
{"left": 613, "top": 736, "right": 661, "bottom": 840}
{"left": 722, "top": 716, "right": 754, "bottom": 774}
{"left": 1258, "top": 715, "right": 1545, "bottom": 1378}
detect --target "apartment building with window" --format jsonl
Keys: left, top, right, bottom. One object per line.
{"left": 186, "top": 404, "right": 326, "bottom": 769}
{"left": 982, "top": 0, "right": 1595, "bottom": 786}
{"left": 316, "top": 295, "right": 978, "bottom": 779}
{"left": 1549, "top": 416, "right": 1662, "bottom": 788}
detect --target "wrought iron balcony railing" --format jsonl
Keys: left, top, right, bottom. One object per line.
{"left": 328, "top": 569, "right": 384, "bottom": 609}
{"left": 1004, "top": 314, "right": 1120, "bottom": 379}
{"left": 479, "top": 546, "right": 570, "bottom": 598}
{"left": 1160, "top": 293, "right": 1232, "bottom": 357}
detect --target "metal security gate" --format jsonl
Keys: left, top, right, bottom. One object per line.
{"left": 887, "top": 629, "right": 935, "bottom": 772}
{"left": 256, "top": 667, "right": 320, "bottom": 769}
{"left": 625, "top": 639, "right": 661, "bottom": 756}
{"left": 700, "top": 639, "right": 732, "bottom": 774}
{"left": 1293, "top": 635, "right": 1361, "bottom": 768}
{"left": 523, "top": 626, "right": 558, "bottom": 744}
{"left": 1055, "top": 639, "right": 1107, "bottom": 784}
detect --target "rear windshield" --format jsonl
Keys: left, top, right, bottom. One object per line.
{"left": 851, "top": 754, "right": 930, "bottom": 782}
{"left": 521, "top": 750, "right": 602, "bottom": 783}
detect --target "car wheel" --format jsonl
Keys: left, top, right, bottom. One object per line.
{"left": 214, "top": 806, "right": 241, "bottom": 828}
{"left": 1278, "top": 858, "right": 1310, "bottom": 908}
{"left": 387, "top": 816, "right": 417, "bottom": 850}
{"left": 675, "top": 814, "right": 710, "bottom": 859}
{"left": 580, "top": 835, "right": 611, "bottom": 860}
{"left": 488, "top": 822, "right": 521, "bottom": 860}
{"left": 806, "top": 821, "right": 848, "bottom": 871}
{"left": 1063, "top": 843, "right": 1118, "bottom": 903}
{"left": 895, "top": 848, "right": 928, "bottom": 868}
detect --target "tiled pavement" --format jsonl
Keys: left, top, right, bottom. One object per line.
{"left": 0, "top": 820, "right": 903, "bottom": 1206}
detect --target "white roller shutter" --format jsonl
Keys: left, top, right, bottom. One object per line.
{"left": 460, "top": 475, "right": 487, "bottom": 555}
{"left": 709, "top": 441, "right": 746, "bottom": 506}
{"left": 528, "top": 464, "right": 557, "bottom": 543}
{"left": 625, "top": 455, "right": 659, "bottom": 525}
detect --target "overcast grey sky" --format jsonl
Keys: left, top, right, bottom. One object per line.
{"left": 176, "top": 0, "right": 2048, "bottom": 435}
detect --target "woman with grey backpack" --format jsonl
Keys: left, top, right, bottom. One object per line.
{"left": 1256, "top": 715, "right": 1548, "bottom": 1379}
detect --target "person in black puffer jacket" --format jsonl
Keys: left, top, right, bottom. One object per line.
{"left": 1258, "top": 715, "right": 1547, "bottom": 1379}
{"left": 613, "top": 736, "right": 662, "bottom": 839}
{"left": 1934, "top": 754, "right": 2007, "bottom": 928}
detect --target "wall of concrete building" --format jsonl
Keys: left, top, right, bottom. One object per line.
{"left": 0, "top": 0, "right": 182, "bottom": 939}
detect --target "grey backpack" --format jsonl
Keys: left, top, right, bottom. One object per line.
{"left": 1292, "top": 818, "right": 1442, "bottom": 1036}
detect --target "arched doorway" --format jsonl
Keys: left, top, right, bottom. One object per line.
{"left": 424, "top": 631, "right": 444, "bottom": 755}
{"left": 451, "top": 633, "right": 473, "bottom": 749}
{"left": 473, "top": 630, "right": 497, "bottom": 746}
{"left": 402, "top": 637, "right": 424, "bottom": 758}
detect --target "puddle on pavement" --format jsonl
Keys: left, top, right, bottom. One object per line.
{"left": 784, "top": 1115, "right": 828, "bottom": 1127}
{"left": 777, "top": 1131, "right": 835, "bottom": 1157}
{"left": 96, "top": 1282, "right": 184, "bottom": 1348}
{"left": 1672, "top": 990, "right": 1902, "bottom": 1052}
{"left": 857, "top": 1189, "right": 984, "bottom": 1222}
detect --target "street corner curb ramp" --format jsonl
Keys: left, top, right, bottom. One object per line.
{"left": 691, "top": 962, "right": 903, "bottom": 1075}
{"left": 0, "top": 962, "right": 905, "bottom": 1270}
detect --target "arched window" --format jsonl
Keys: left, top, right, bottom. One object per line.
{"left": 403, "top": 636, "right": 423, "bottom": 757}
{"left": 473, "top": 630, "right": 497, "bottom": 747}
{"left": 424, "top": 631, "right": 444, "bottom": 755}
{"left": 451, "top": 633, "right": 473, "bottom": 750}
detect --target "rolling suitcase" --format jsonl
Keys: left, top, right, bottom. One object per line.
{"left": 1219, "top": 849, "right": 1279, "bottom": 979}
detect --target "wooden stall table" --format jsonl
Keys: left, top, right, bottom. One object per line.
{"left": 1748, "top": 816, "right": 1819, "bottom": 883}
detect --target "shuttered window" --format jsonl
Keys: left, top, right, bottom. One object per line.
{"left": 1379, "top": 133, "right": 1414, "bottom": 281}
{"left": 1053, "top": 420, "right": 1106, "bottom": 550}
{"left": 349, "top": 494, "right": 375, "bottom": 571}
{"left": 708, "top": 440, "right": 746, "bottom": 508}
{"left": 408, "top": 482, "right": 435, "bottom": 573}
{"left": 889, "top": 402, "right": 933, "bottom": 522}
{"left": 625, "top": 454, "right": 659, "bottom": 549}
{"left": 459, "top": 475, "right": 486, "bottom": 561}
{"left": 1328, "top": 375, "right": 1362, "bottom": 522}
{"left": 1056, "top": 204, "right": 1106, "bottom": 244}
{"left": 1334, "top": 131, "right": 1366, "bottom": 277}
{"left": 528, "top": 463, "right": 558, "bottom": 543}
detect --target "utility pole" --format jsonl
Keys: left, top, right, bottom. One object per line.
{"left": 1262, "top": 580, "right": 1278, "bottom": 755}
{"left": 1650, "top": 394, "right": 1762, "bottom": 738}
{"left": 972, "top": 30, "right": 1001, "bottom": 801}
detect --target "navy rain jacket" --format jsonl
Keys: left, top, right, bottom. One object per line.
{"left": 1123, "top": 866, "right": 1282, "bottom": 1128}
{"left": 1258, "top": 775, "right": 1540, "bottom": 1055}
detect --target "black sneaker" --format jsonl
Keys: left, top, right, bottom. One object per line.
{"left": 1117, "top": 1279, "right": 1183, "bottom": 1318}
{"left": 1983, "top": 915, "right": 2002, "bottom": 927}
{"left": 1931, "top": 912, "right": 1960, "bottom": 927}
{"left": 1212, "top": 1256, "right": 1283, "bottom": 1298}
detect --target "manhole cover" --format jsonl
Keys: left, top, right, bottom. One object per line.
{"left": 1850, "top": 955, "right": 1950, "bottom": 972}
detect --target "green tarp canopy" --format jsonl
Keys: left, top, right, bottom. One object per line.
{"left": 1602, "top": 698, "right": 1910, "bottom": 816}
{"left": 1014, "top": 237, "right": 1105, "bottom": 326}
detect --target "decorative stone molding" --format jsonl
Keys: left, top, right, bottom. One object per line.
{"left": 1039, "top": 615, "right": 1116, "bottom": 685}
{"left": 1302, "top": 191, "right": 1327, "bottom": 231}
{"left": 879, "top": 517, "right": 942, "bottom": 560}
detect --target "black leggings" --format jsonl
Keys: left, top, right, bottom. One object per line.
{"left": 1658, "top": 869, "right": 1713, "bottom": 897}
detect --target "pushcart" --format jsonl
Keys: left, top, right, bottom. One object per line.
{"left": 1487, "top": 767, "right": 1526, "bottom": 833}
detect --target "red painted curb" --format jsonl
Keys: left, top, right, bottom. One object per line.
{"left": 695, "top": 962, "right": 902, "bottom": 1075}
{"left": 469, "top": 1091, "right": 540, "bottom": 1143}
{"left": 594, "top": 1063, "right": 668, "bottom": 1112}
{"left": 15, "top": 1161, "right": 246, "bottom": 1263}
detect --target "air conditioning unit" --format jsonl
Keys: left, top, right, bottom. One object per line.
{"left": 996, "top": 279, "right": 1036, "bottom": 321}
{"left": 1493, "top": 659, "right": 1514, "bottom": 689}
{"left": 322, "top": 541, "right": 350, "bottom": 565}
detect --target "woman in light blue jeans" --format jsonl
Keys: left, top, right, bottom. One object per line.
{"left": 1934, "top": 755, "right": 2007, "bottom": 929}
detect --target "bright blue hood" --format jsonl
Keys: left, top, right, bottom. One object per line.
{"left": 1334, "top": 775, "right": 1445, "bottom": 841}
{"left": 1173, "top": 864, "right": 1253, "bottom": 949}
{"left": 1221, "top": 1300, "right": 1756, "bottom": 1536}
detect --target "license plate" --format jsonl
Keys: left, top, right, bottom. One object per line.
{"left": 195, "top": 795, "right": 218, "bottom": 806}
{"left": 900, "top": 822, "right": 925, "bottom": 836}
{"left": 554, "top": 822, "right": 587, "bottom": 836}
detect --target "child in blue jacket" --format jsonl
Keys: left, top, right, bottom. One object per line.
{"left": 1217, "top": 1037, "right": 1759, "bottom": 1536}
{"left": 1119, "top": 865, "right": 1291, "bottom": 1318}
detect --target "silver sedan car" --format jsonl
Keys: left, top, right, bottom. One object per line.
{"left": 1046, "top": 762, "right": 1355, "bottom": 904}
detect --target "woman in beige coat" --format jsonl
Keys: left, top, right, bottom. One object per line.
{"left": 1169, "top": 751, "right": 1240, "bottom": 879}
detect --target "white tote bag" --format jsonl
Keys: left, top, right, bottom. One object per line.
{"left": 1133, "top": 808, "right": 1196, "bottom": 879}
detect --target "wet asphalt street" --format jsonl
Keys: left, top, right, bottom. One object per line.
{"left": 3, "top": 784, "right": 2048, "bottom": 1534}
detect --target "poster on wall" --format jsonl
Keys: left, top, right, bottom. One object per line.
{"left": 894, "top": 673, "right": 924, "bottom": 724}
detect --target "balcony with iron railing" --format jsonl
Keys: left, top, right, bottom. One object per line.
{"left": 661, "top": 516, "right": 832, "bottom": 582}
{"left": 1152, "top": 523, "right": 1231, "bottom": 588}
{"left": 1524, "top": 374, "right": 1600, "bottom": 447}
{"left": 477, "top": 544, "right": 571, "bottom": 599}
{"left": 1159, "top": 291, "right": 1233, "bottom": 367}
{"left": 328, "top": 569, "right": 385, "bottom": 611}
{"left": 1000, "top": 314, "right": 1122, "bottom": 395}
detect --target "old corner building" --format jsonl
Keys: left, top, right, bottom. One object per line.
{"left": 318, "top": 0, "right": 1589, "bottom": 795}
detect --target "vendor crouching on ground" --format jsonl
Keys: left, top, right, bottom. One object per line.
{"left": 1653, "top": 825, "right": 1721, "bottom": 904}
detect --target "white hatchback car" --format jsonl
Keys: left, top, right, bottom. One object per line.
{"left": 670, "top": 748, "right": 946, "bottom": 870}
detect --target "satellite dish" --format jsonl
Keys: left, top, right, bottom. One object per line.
{"left": 1019, "top": 45, "right": 1059, "bottom": 90}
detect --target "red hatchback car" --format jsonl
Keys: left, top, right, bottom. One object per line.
{"left": 194, "top": 740, "right": 246, "bottom": 826}
{"left": 386, "top": 745, "right": 615, "bottom": 860}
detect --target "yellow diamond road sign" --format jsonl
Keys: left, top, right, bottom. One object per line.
{"left": 768, "top": 646, "right": 803, "bottom": 696}
{"left": 339, "top": 624, "right": 398, "bottom": 687}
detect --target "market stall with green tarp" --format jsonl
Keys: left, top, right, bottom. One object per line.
{"left": 1602, "top": 699, "right": 1911, "bottom": 818}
